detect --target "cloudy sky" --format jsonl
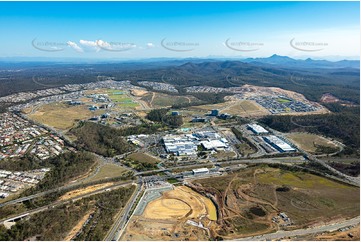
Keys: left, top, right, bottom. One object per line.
{"left": 0, "top": 1, "right": 359, "bottom": 60}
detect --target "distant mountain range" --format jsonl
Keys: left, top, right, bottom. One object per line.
{"left": 0, "top": 55, "right": 359, "bottom": 69}
{"left": 241, "top": 54, "right": 360, "bottom": 69}
{"left": 0, "top": 54, "right": 359, "bottom": 104}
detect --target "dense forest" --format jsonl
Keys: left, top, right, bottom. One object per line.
{"left": 1, "top": 59, "right": 358, "bottom": 105}
{"left": 0, "top": 151, "right": 96, "bottom": 194}
{"left": 146, "top": 108, "right": 183, "bottom": 127}
{"left": 0, "top": 186, "right": 135, "bottom": 241}
{"left": 124, "top": 60, "right": 360, "bottom": 104}
{"left": 70, "top": 122, "right": 164, "bottom": 157}
{"left": 70, "top": 122, "right": 135, "bottom": 157}
{"left": 24, "top": 151, "right": 97, "bottom": 194}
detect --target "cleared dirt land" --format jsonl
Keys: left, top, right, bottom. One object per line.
{"left": 59, "top": 182, "right": 114, "bottom": 200}
{"left": 25, "top": 89, "right": 141, "bottom": 130}
{"left": 64, "top": 209, "right": 95, "bottom": 241}
{"left": 144, "top": 186, "right": 217, "bottom": 221}
{"left": 189, "top": 100, "right": 270, "bottom": 117}
{"left": 190, "top": 166, "right": 359, "bottom": 240}
{"left": 122, "top": 186, "right": 217, "bottom": 241}
{"left": 141, "top": 92, "right": 200, "bottom": 108}
{"left": 143, "top": 198, "right": 191, "bottom": 219}
{"left": 130, "top": 89, "right": 148, "bottom": 97}
{"left": 26, "top": 102, "right": 102, "bottom": 130}
{"left": 286, "top": 132, "right": 341, "bottom": 154}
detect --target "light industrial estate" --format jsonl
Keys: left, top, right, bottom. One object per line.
{"left": 162, "top": 129, "right": 230, "bottom": 156}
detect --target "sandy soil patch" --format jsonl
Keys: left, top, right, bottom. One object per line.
{"left": 143, "top": 186, "right": 217, "bottom": 221}
{"left": 59, "top": 182, "right": 114, "bottom": 201}
{"left": 64, "top": 209, "right": 94, "bottom": 240}
{"left": 122, "top": 186, "right": 215, "bottom": 241}
{"left": 130, "top": 89, "right": 148, "bottom": 96}
{"left": 143, "top": 198, "right": 191, "bottom": 219}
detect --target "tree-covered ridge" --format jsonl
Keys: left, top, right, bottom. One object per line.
{"left": 146, "top": 108, "right": 183, "bottom": 128}
{"left": 70, "top": 122, "right": 135, "bottom": 157}
{"left": 0, "top": 186, "right": 135, "bottom": 241}
{"left": 69, "top": 122, "right": 164, "bottom": 157}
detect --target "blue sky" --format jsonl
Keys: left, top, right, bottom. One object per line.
{"left": 0, "top": 1, "right": 359, "bottom": 60}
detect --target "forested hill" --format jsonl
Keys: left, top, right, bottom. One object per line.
{"left": 0, "top": 57, "right": 359, "bottom": 104}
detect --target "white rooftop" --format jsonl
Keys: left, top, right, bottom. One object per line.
{"left": 192, "top": 168, "right": 209, "bottom": 173}
{"left": 248, "top": 123, "right": 269, "bottom": 134}
{"left": 201, "top": 140, "right": 228, "bottom": 150}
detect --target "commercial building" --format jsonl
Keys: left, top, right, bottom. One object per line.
{"left": 192, "top": 168, "right": 209, "bottom": 175}
{"left": 68, "top": 100, "right": 83, "bottom": 105}
{"left": 218, "top": 113, "right": 232, "bottom": 119}
{"left": 171, "top": 111, "right": 180, "bottom": 116}
{"left": 263, "top": 135, "right": 295, "bottom": 152}
{"left": 162, "top": 130, "right": 230, "bottom": 156}
{"left": 210, "top": 109, "right": 219, "bottom": 116}
{"left": 192, "top": 117, "right": 206, "bottom": 123}
{"left": 163, "top": 135, "right": 198, "bottom": 156}
{"left": 201, "top": 140, "right": 228, "bottom": 151}
{"left": 247, "top": 124, "right": 269, "bottom": 135}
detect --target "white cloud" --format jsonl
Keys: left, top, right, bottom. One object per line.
{"left": 96, "top": 39, "right": 136, "bottom": 51}
{"left": 79, "top": 39, "right": 97, "bottom": 47}
{"left": 96, "top": 39, "right": 113, "bottom": 49}
{"left": 67, "top": 41, "right": 83, "bottom": 53}
{"left": 146, "top": 43, "right": 155, "bottom": 49}
{"left": 79, "top": 40, "right": 100, "bottom": 52}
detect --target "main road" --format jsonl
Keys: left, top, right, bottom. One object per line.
{"left": 103, "top": 177, "right": 143, "bottom": 241}
{"left": 235, "top": 216, "right": 360, "bottom": 241}
{"left": 0, "top": 177, "right": 135, "bottom": 208}
{"left": 0, "top": 181, "right": 135, "bottom": 224}
{"left": 268, "top": 127, "right": 360, "bottom": 186}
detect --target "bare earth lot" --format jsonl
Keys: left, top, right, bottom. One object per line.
{"left": 189, "top": 100, "right": 270, "bottom": 117}
{"left": 140, "top": 92, "right": 200, "bottom": 108}
{"left": 26, "top": 102, "right": 102, "bottom": 130}
{"left": 286, "top": 132, "right": 341, "bottom": 154}
{"left": 189, "top": 166, "right": 359, "bottom": 240}
{"left": 122, "top": 186, "right": 217, "bottom": 241}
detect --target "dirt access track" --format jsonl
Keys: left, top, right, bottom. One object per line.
{"left": 189, "top": 166, "right": 359, "bottom": 240}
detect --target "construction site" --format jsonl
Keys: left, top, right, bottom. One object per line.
{"left": 121, "top": 164, "right": 359, "bottom": 240}
{"left": 122, "top": 185, "right": 217, "bottom": 241}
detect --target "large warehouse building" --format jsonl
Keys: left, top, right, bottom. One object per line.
{"left": 247, "top": 124, "right": 269, "bottom": 135}
{"left": 263, "top": 135, "right": 295, "bottom": 152}
{"left": 162, "top": 130, "right": 230, "bottom": 156}
{"left": 192, "top": 168, "right": 209, "bottom": 175}
{"left": 200, "top": 140, "right": 228, "bottom": 150}
{"left": 163, "top": 135, "right": 198, "bottom": 156}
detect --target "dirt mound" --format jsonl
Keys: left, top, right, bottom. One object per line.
{"left": 142, "top": 186, "right": 217, "bottom": 221}
{"left": 143, "top": 198, "right": 191, "bottom": 219}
